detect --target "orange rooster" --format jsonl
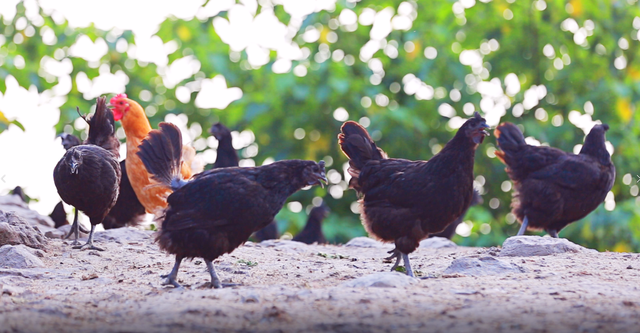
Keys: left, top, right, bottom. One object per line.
{"left": 110, "top": 94, "right": 201, "bottom": 217}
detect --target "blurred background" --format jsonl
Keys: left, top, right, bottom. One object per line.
{"left": 0, "top": 0, "right": 639, "bottom": 251}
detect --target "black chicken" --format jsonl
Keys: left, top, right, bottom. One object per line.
{"left": 292, "top": 203, "right": 330, "bottom": 244}
{"left": 338, "top": 112, "right": 489, "bottom": 276}
{"left": 10, "top": 186, "right": 27, "bottom": 202}
{"left": 57, "top": 133, "right": 145, "bottom": 230}
{"left": 49, "top": 202, "right": 69, "bottom": 228}
{"left": 209, "top": 122, "right": 239, "bottom": 168}
{"left": 59, "top": 133, "right": 81, "bottom": 150}
{"left": 53, "top": 97, "right": 121, "bottom": 250}
{"left": 136, "top": 122, "right": 327, "bottom": 288}
{"left": 495, "top": 122, "right": 615, "bottom": 237}
{"left": 429, "top": 189, "right": 482, "bottom": 239}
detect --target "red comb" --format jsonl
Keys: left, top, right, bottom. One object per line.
{"left": 110, "top": 93, "right": 128, "bottom": 105}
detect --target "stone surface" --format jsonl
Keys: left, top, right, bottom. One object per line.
{"left": 443, "top": 256, "right": 528, "bottom": 276}
{"left": 344, "top": 237, "right": 388, "bottom": 248}
{"left": 0, "top": 211, "right": 48, "bottom": 250}
{"left": 0, "top": 195, "right": 54, "bottom": 228}
{"left": 93, "top": 227, "right": 154, "bottom": 243}
{"left": 420, "top": 237, "right": 457, "bottom": 249}
{"left": 1, "top": 283, "right": 25, "bottom": 296}
{"left": 499, "top": 236, "right": 596, "bottom": 257}
{"left": 341, "top": 272, "right": 417, "bottom": 288}
{"left": 1, "top": 234, "right": 640, "bottom": 333}
{"left": 258, "top": 239, "right": 309, "bottom": 253}
{"left": 43, "top": 228, "right": 66, "bottom": 239}
{"left": 0, "top": 244, "right": 46, "bottom": 269}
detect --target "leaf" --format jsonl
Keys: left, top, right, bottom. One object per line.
{"left": 10, "top": 120, "right": 24, "bottom": 131}
{"left": 616, "top": 98, "right": 632, "bottom": 122}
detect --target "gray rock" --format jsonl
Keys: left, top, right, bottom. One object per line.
{"left": 93, "top": 227, "right": 153, "bottom": 243}
{"left": 345, "top": 237, "right": 388, "bottom": 248}
{"left": 341, "top": 272, "right": 417, "bottom": 288}
{"left": 1, "top": 283, "right": 25, "bottom": 295}
{"left": 44, "top": 228, "right": 66, "bottom": 239}
{"left": 420, "top": 237, "right": 457, "bottom": 249}
{"left": 499, "top": 236, "right": 596, "bottom": 257}
{"left": 0, "top": 211, "right": 48, "bottom": 250}
{"left": 259, "top": 239, "right": 309, "bottom": 253}
{"left": 0, "top": 195, "right": 54, "bottom": 227}
{"left": 443, "top": 256, "right": 527, "bottom": 276}
{"left": 0, "top": 244, "right": 46, "bottom": 269}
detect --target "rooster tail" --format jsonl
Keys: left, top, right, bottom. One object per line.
{"left": 86, "top": 96, "right": 120, "bottom": 157}
{"left": 494, "top": 122, "right": 526, "bottom": 163}
{"left": 136, "top": 122, "right": 187, "bottom": 192}
{"left": 338, "top": 121, "right": 386, "bottom": 173}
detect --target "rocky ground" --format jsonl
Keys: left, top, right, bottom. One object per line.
{"left": 1, "top": 221, "right": 640, "bottom": 333}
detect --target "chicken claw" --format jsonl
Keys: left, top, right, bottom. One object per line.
{"left": 384, "top": 248, "right": 402, "bottom": 271}
{"left": 384, "top": 248, "right": 414, "bottom": 277}
{"left": 72, "top": 225, "right": 104, "bottom": 251}
{"left": 161, "top": 256, "right": 184, "bottom": 288}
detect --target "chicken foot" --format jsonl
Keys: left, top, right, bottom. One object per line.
{"left": 385, "top": 249, "right": 402, "bottom": 270}
{"left": 161, "top": 256, "right": 184, "bottom": 288}
{"left": 516, "top": 216, "right": 529, "bottom": 236}
{"left": 384, "top": 248, "right": 414, "bottom": 277}
{"left": 73, "top": 224, "right": 105, "bottom": 251}
{"left": 546, "top": 229, "right": 559, "bottom": 238}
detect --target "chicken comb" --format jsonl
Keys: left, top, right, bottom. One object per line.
{"left": 110, "top": 93, "right": 128, "bottom": 105}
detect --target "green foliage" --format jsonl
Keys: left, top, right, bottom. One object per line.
{"left": 317, "top": 252, "right": 350, "bottom": 259}
{"left": 0, "top": 111, "right": 24, "bottom": 133}
{"left": 237, "top": 259, "right": 258, "bottom": 267}
{"left": 2, "top": 0, "right": 640, "bottom": 251}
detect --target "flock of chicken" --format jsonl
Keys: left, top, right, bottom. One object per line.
{"left": 51, "top": 94, "right": 615, "bottom": 287}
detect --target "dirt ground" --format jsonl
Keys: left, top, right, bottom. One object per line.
{"left": 1, "top": 228, "right": 640, "bottom": 333}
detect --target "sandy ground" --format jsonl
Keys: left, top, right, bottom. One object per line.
{"left": 1, "top": 229, "right": 640, "bottom": 333}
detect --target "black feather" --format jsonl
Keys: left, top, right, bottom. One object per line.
{"left": 85, "top": 97, "right": 119, "bottom": 157}
{"left": 136, "top": 122, "right": 184, "bottom": 190}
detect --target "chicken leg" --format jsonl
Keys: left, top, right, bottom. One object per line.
{"left": 73, "top": 224, "right": 104, "bottom": 251}
{"left": 161, "top": 255, "right": 184, "bottom": 288}
{"left": 517, "top": 216, "right": 529, "bottom": 236}
{"left": 205, "top": 260, "right": 222, "bottom": 289}
{"left": 547, "top": 229, "right": 559, "bottom": 238}
{"left": 402, "top": 253, "right": 414, "bottom": 278}
{"left": 64, "top": 209, "right": 81, "bottom": 246}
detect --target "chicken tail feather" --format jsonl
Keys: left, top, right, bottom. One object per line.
{"left": 338, "top": 121, "right": 386, "bottom": 172}
{"left": 137, "top": 122, "right": 186, "bottom": 192}
{"left": 86, "top": 96, "right": 120, "bottom": 157}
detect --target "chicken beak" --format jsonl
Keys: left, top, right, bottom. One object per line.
{"left": 481, "top": 122, "right": 490, "bottom": 136}
{"left": 70, "top": 162, "right": 79, "bottom": 174}
{"left": 318, "top": 173, "right": 328, "bottom": 188}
